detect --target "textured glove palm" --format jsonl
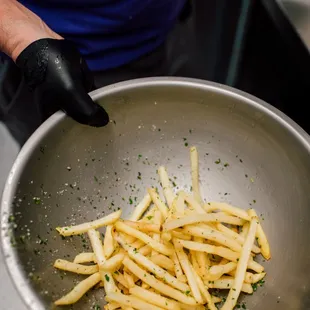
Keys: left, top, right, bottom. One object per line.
{"left": 16, "top": 39, "right": 109, "bottom": 127}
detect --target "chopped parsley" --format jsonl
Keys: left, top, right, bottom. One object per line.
{"left": 104, "top": 274, "right": 110, "bottom": 282}
{"left": 8, "top": 215, "right": 15, "bottom": 223}
{"left": 33, "top": 197, "right": 41, "bottom": 205}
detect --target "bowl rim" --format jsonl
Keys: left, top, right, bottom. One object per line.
{"left": 1, "top": 76, "right": 310, "bottom": 309}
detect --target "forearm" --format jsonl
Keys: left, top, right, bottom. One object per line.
{"left": 0, "top": 0, "right": 62, "bottom": 61}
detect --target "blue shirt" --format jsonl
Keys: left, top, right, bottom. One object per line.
{"left": 19, "top": 0, "right": 185, "bottom": 71}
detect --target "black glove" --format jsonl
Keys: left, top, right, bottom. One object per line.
{"left": 16, "top": 38, "right": 109, "bottom": 127}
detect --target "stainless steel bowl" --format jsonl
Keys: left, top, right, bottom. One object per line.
{"left": 1, "top": 77, "right": 310, "bottom": 310}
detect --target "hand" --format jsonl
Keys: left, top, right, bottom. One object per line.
{"left": 0, "top": 0, "right": 62, "bottom": 60}
{"left": 16, "top": 39, "right": 109, "bottom": 126}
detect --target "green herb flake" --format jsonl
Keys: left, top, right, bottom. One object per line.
{"left": 258, "top": 279, "right": 265, "bottom": 286}
{"left": 224, "top": 162, "right": 229, "bottom": 167}
{"left": 146, "top": 216, "right": 153, "bottom": 220}
{"left": 184, "top": 142, "right": 189, "bottom": 147}
{"left": 8, "top": 215, "right": 15, "bottom": 223}
{"left": 185, "top": 290, "right": 190, "bottom": 296}
{"left": 129, "top": 198, "right": 133, "bottom": 205}
{"left": 33, "top": 197, "right": 41, "bottom": 205}
{"left": 104, "top": 274, "right": 110, "bottom": 282}
{"left": 215, "top": 159, "right": 221, "bottom": 164}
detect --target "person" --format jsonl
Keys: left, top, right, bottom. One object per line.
{"left": 0, "top": 0, "right": 191, "bottom": 144}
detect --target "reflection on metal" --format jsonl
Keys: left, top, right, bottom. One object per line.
{"left": 276, "top": 0, "right": 310, "bottom": 52}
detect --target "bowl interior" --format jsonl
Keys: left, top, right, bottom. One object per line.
{"left": 2, "top": 79, "right": 310, "bottom": 310}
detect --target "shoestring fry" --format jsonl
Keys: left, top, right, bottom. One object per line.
{"left": 53, "top": 146, "right": 271, "bottom": 310}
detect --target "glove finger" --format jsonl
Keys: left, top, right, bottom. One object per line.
{"left": 79, "top": 56, "right": 95, "bottom": 92}
{"left": 63, "top": 90, "right": 109, "bottom": 127}
{"left": 36, "top": 91, "right": 60, "bottom": 122}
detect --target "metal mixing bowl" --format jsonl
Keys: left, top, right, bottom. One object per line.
{"left": 1, "top": 78, "right": 310, "bottom": 310}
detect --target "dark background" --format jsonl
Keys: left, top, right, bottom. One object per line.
{"left": 173, "top": 0, "right": 310, "bottom": 133}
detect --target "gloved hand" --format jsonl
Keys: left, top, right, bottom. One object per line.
{"left": 16, "top": 39, "right": 109, "bottom": 126}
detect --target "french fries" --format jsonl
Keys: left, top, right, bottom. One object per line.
{"left": 73, "top": 252, "right": 96, "bottom": 264}
{"left": 56, "top": 210, "right": 121, "bottom": 236}
{"left": 158, "top": 166, "right": 176, "bottom": 208}
{"left": 106, "top": 292, "right": 164, "bottom": 310}
{"left": 163, "top": 213, "right": 245, "bottom": 231}
{"left": 173, "top": 238, "right": 204, "bottom": 304}
{"left": 216, "top": 223, "right": 260, "bottom": 254}
{"left": 129, "top": 286, "right": 180, "bottom": 310}
{"left": 54, "top": 147, "right": 271, "bottom": 310}
{"left": 101, "top": 253, "right": 125, "bottom": 272}
{"left": 148, "top": 188, "right": 169, "bottom": 218}
{"left": 54, "top": 259, "right": 98, "bottom": 275}
{"left": 54, "top": 272, "right": 101, "bottom": 305}
{"left": 116, "top": 235, "right": 189, "bottom": 292}
{"left": 248, "top": 208, "right": 271, "bottom": 259}
{"left": 103, "top": 225, "right": 116, "bottom": 258}
{"left": 123, "top": 256, "right": 197, "bottom": 305}
{"left": 222, "top": 215, "right": 258, "bottom": 310}
{"left": 183, "top": 225, "right": 243, "bottom": 252}
{"left": 190, "top": 146, "right": 203, "bottom": 205}
{"left": 123, "top": 220, "right": 161, "bottom": 233}
{"left": 129, "top": 193, "right": 152, "bottom": 221}
{"left": 115, "top": 221, "right": 173, "bottom": 256}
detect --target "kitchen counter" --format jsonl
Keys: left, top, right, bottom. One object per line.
{"left": 0, "top": 1, "right": 309, "bottom": 309}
